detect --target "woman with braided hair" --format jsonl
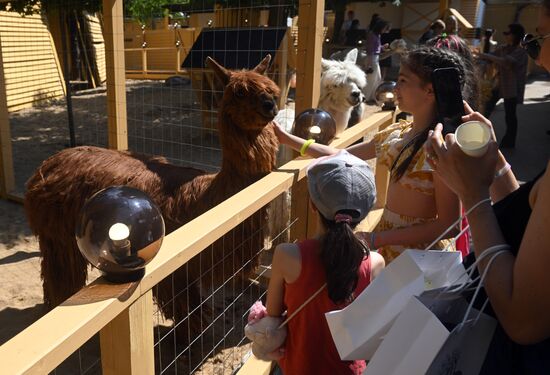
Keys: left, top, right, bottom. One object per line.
{"left": 275, "top": 46, "right": 470, "bottom": 263}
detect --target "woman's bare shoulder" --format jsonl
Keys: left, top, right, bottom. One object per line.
{"left": 273, "top": 243, "right": 302, "bottom": 283}
{"left": 274, "top": 242, "right": 301, "bottom": 259}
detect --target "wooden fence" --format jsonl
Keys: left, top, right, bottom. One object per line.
{"left": 0, "top": 111, "right": 393, "bottom": 374}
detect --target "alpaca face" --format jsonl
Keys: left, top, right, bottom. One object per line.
{"left": 206, "top": 55, "right": 280, "bottom": 131}
{"left": 320, "top": 51, "right": 367, "bottom": 112}
{"left": 223, "top": 71, "right": 280, "bottom": 130}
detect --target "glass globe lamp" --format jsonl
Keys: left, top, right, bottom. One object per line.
{"left": 75, "top": 186, "right": 165, "bottom": 283}
{"left": 374, "top": 81, "right": 397, "bottom": 110}
{"left": 292, "top": 108, "right": 336, "bottom": 145}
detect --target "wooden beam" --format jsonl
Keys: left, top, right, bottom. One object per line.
{"left": 449, "top": 8, "right": 474, "bottom": 29}
{"left": 291, "top": 0, "right": 325, "bottom": 241}
{"left": 100, "top": 290, "right": 154, "bottom": 375}
{"left": 295, "top": 0, "right": 324, "bottom": 113}
{"left": 439, "top": 0, "right": 449, "bottom": 18}
{"left": 237, "top": 355, "right": 272, "bottom": 375}
{"left": 103, "top": 0, "right": 128, "bottom": 151}
{"left": 0, "top": 32, "right": 15, "bottom": 198}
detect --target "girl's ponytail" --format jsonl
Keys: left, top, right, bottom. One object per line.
{"left": 319, "top": 211, "right": 369, "bottom": 305}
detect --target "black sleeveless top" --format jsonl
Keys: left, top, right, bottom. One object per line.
{"left": 463, "top": 169, "right": 549, "bottom": 375}
{"left": 492, "top": 170, "right": 544, "bottom": 255}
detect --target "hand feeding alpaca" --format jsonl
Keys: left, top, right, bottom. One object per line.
{"left": 319, "top": 48, "right": 367, "bottom": 134}
{"left": 24, "top": 56, "right": 279, "bottom": 331}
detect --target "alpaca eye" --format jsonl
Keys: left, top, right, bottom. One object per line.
{"left": 235, "top": 88, "right": 245, "bottom": 98}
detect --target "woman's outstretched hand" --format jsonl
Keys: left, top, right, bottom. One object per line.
{"left": 425, "top": 123, "right": 499, "bottom": 208}
{"left": 273, "top": 120, "right": 288, "bottom": 144}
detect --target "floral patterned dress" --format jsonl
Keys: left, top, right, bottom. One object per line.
{"left": 372, "top": 120, "right": 455, "bottom": 263}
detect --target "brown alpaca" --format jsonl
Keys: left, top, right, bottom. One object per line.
{"left": 24, "top": 56, "right": 280, "bottom": 331}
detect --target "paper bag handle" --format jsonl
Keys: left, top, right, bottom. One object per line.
{"left": 278, "top": 283, "right": 326, "bottom": 329}
{"left": 423, "top": 198, "right": 492, "bottom": 251}
{"left": 461, "top": 249, "right": 509, "bottom": 326}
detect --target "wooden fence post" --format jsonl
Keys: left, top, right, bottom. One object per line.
{"left": 290, "top": 0, "right": 325, "bottom": 241}
{"left": 103, "top": 0, "right": 128, "bottom": 151}
{"left": 0, "top": 45, "right": 14, "bottom": 199}
{"left": 439, "top": 0, "right": 449, "bottom": 17}
{"left": 374, "top": 117, "right": 393, "bottom": 209}
{"left": 100, "top": 290, "right": 154, "bottom": 375}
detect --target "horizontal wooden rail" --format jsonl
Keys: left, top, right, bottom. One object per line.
{"left": 125, "top": 47, "right": 181, "bottom": 52}
{"left": 0, "top": 111, "right": 392, "bottom": 374}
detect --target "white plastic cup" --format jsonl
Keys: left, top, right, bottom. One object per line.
{"left": 455, "top": 121, "right": 491, "bottom": 157}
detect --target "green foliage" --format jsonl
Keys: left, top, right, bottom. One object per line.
{"left": 0, "top": 0, "right": 101, "bottom": 14}
{"left": 0, "top": 0, "right": 304, "bottom": 20}
{"left": 126, "top": 0, "right": 169, "bottom": 24}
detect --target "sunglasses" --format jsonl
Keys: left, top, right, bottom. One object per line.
{"left": 521, "top": 33, "right": 550, "bottom": 60}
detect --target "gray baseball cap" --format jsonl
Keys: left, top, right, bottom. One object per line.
{"left": 307, "top": 151, "right": 376, "bottom": 223}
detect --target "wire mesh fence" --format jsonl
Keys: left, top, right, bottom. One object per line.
{"left": 3, "top": 0, "right": 298, "bottom": 194}
{"left": 2, "top": 0, "right": 298, "bottom": 373}
{"left": 42, "top": 188, "right": 293, "bottom": 374}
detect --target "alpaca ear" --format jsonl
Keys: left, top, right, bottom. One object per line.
{"left": 253, "top": 55, "right": 272, "bottom": 74}
{"left": 206, "top": 56, "right": 231, "bottom": 86}
{"left": 344, "top": 48, "right": 358, "bottom": 64}
{"left": 321, "top": 59, "right": 332, "bottom": 71}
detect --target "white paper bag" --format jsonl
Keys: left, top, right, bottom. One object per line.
{"left": 363, "top": 297, "right": 449, "bottom": 375}
{"left": 406, "top": 250, "right": 467, "bottom": 289}
{"left": 326, "top": 250, "right": 466, "bottom": 360}
{"left": 364, "top": 291, "right": 496, "bottom": 375}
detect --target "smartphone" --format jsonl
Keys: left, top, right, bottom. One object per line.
{"left": 431, "top": 67, "right": 465, "bottom": 135}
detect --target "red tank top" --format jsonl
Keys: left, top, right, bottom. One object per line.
{"left": 278, "top": 239, "right": 371, "bottom": 375}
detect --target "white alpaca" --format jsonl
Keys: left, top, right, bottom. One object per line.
{"left": 319, "top": 48, "right": 367, "bottom": 135}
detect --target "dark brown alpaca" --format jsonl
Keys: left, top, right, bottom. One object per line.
{"left": 24, "top": 56, "right": 280, "bottom": 332}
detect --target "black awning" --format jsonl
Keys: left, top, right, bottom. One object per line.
{"left": 181, "top": 27, "right": 287, "bottom": 70}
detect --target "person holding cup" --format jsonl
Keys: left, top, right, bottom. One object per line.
{"left": 424, "top": 2, "right": 550, "bottom": 370}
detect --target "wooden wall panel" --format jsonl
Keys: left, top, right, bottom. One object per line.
{"left": 84, "top": 13, "right": 107, "bottom": 83}
{"left": 0, "top": 11, "right": 65, "bottom": 112}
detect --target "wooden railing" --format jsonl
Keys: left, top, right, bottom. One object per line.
{"left": 0, "top": 111, "right": 393, "bottom": 375}
{"left": 124, "top": 46, "right": 191, "bottom": 80}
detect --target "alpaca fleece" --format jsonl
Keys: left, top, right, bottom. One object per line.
{"left": 25, "top": 56, "right": 280, "bottom": 335}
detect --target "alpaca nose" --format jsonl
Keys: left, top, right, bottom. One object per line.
{"left": 351, "top": 91, "right": 361, "bottom": 98}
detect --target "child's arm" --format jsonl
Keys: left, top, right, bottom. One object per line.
{"left": 347, "top": 140, "right": 377, "bottom": 161}
{"left": 274, "top": 121, "right": 377, "bottom": 160}
{"left": 366, "top": 174, "right": 461, "bottom": 249}
{"left": 266, "top": 245, "right": 287, "bottom": 317}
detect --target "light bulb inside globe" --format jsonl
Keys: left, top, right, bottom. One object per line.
{"left": 109, "top": 222, "right": 129, "bottom": 241}
{"left": 385, "top": 92, "right": 395, "bottom": 99}
{"left": 309, "top": 125, "right": 321, "bottom": 135}
{"left": 109, "top": 222, "right": 130, "bottom": 247}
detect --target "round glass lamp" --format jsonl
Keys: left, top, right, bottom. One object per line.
{"left": 292, "top": 108, "right": 336, "bottom": 145}
{"left": 75, "top": 186, "right": 165, "bottom": 283}
{"left": 374, "top": 81, "right": 397, "bottom": 110}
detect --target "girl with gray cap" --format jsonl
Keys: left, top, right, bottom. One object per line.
{"left": 259, "top": 151, "right": 385, "bottom": 374}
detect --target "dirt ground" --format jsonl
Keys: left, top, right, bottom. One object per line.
{"left": 0, "top": 78, "right": 382, "bottom": 373}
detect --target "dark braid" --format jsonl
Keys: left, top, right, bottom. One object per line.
{"left": 319, "top": 211, "right": 369, "bottom": 305}
{"left": 391, "top": 46, "right": 470, "bottom": 181}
